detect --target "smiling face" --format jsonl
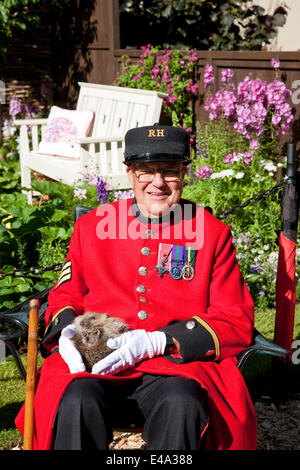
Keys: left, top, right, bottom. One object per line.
{"left": 126, "top": 161, "right": 187, "bottom": 219}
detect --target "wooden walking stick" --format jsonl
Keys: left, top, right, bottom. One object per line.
{"left": 23, "top": 299, "right": 40, "bottom": 450}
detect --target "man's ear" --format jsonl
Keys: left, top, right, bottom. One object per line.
{"left": 126, "top": 165, "right": 134, "bottom": 186}
{"left": 183, "top": 165, "right": 189, "bottom": 177}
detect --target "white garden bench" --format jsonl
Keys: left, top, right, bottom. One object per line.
{"left": 14, "top": 83, "right": 167, "bottom": 203}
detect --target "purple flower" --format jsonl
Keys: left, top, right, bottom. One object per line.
{"left": 204, "top": 65, "right": 214, "bottom": 88}
{"left": 24, "top": 103, "right": 35, "bottom": 119}
{"left": 41, "top": 82, "right": 54, "bottom": 104}
{"left": 114, "top": 189, "right": 134, "bottom": 200}
{"left": 196, "top": 165, "right": 213, "bottom": 180}
{"left": 250, "top": 264, "right": 262, "bottom": 274}
{"left": 9, "top": 97, "right": 22, "bottom": 118}
{"left": 96, "top": 177, "right": 111, "bottom": 204}
{"left": 271, "top": 58, "right": 280, "bottom": 69}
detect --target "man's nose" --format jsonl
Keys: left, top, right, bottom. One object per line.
{"left": 152, "top": 171, "right": 165, "bottom": 186}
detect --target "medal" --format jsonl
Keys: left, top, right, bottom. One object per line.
{"left": 155, "top": 255, "right": 169, "bottom": 278}
{"left": 170, "top": 265, "right": 182, "bottom": 280}
{"left": 170, "top": 245, "right": 184, "bottom": 280}
{"left": 155, "top": 244, "right": 172, "bottom": 278}
{"left": 182, "top": 247, "right": 196, "bottom": 281}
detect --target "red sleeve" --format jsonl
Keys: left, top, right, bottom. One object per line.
{"left": 41, "top": 220, "right": 88, "bottom": 355}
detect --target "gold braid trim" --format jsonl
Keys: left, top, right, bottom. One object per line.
{"left": 44, "top": 305, "right": 77, "bottom": 334}
{"left": 193, "top": 315, "right": 220, "bottom": 359}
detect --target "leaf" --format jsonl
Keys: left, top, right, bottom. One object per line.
{"left": 272, "top": 13, "right": 287, "bottom": 27}
{"left": 50, "top": 209, "right": 69, "bottom": 222}
{"left": 161, "top": 5, "right": 172, "bottom": 18}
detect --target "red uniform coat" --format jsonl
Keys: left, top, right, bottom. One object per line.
{"left": 15, "top": 198, "right": 256, "bottom": 450}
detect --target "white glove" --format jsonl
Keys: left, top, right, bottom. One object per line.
{"left": 58, "top": 324, "right": 86, "bottom": 374}
{"left": 91, "top": 329, "right": 166, "bottom": 375}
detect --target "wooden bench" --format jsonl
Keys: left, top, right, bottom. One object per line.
{"left": 15, "top": 83, "right": 167, "bottom": 203}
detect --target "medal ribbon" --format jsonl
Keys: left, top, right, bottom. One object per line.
{"left": 171, "top": 245, "right": 185, "bottom": 270}
{"left": 183, "top": 246, "right": 196, "bottom": 267}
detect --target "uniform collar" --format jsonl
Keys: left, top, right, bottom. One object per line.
{"left": 130, "top": 198, "right": 183, "bottom": 226}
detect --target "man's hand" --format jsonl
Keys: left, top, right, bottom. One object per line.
{"left": 59, "top": 324, "right": 86, "bottom": 374}
{"left": 91, "top": 329, "right": 166, "bottom": 375}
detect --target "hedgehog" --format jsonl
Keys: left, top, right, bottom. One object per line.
{"left": 72, "top": 312, "right": 129, "bottom": 372}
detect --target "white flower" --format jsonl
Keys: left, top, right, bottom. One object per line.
{"left": 260, "top": 159, "right": 277, "bottom": 173}
{"left": 235, "top": 172, "right": 245, "bottom": 179}
{"left": 211, "top": 169, "right": 234, "bottom": 179}
{"left": 2, "top": 119, "right": 16, "bottom": 137}
{"left": 74, "top": 188, "right": 87, "bottom": 200}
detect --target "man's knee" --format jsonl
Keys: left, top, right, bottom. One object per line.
{"left": 153, "top": 376, "right": 205, "bottom": 416}
{"left": 61, "top": 378, "right": 107, "bottom": 406}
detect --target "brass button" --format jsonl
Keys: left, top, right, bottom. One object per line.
{"left": 139, "top": 296, "right": 147, "bottom": 304}
{"left": 138, "top": 310, "right": 148, "bottom": 320}
{"left": 186, "top": 320, "right": 196, "bottom": 330}
{"left": 141, "top": 246, "right": 151, "bottom": 256}
{"left": 138, "top": 266, "right": 148, "bottom": 276}
{"left": 145, "top": 229, "right": 154, "bottom": 238}
{"left": 136, "top": 285, "right": 146, "bottom": 293}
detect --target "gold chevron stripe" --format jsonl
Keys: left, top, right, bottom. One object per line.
{"left": 193, "top": 315, "right": 220, "bottom": 359}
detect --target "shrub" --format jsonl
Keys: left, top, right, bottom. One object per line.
{"left": 183, "top": 59, "right": 296, "bottom": 309}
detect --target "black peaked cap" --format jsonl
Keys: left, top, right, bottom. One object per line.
{"left": 124, "top": 124, "right": 191, "bottom": 165}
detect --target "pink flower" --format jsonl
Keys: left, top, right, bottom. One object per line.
{"left": 204, "top": 65, "right": 214, "bottom": 88}
{"left": 221, "top": 68, "right": 234, "bottom": 83}
{"left": 187, "top": 51, "right": 198, "bottom": 62}
{"left": 167, "top": 94, "right": 178, "bottom": 104}
{"left": 133, "top": 70, "right": 142, "bottom": 80}
{"left": 271, "top": 113, "right": 281, "bottom": 126}
{"left": 242, "top": 151, "right": 254, "bottom": 165}
{"left": 141, "top": 44, "right": 152, "bottom": 58}
{"left": 223, "top": 154, "right": 234, "bottom": 164}
{"left": 9, "top": 97, "right": 22, "bottom": 118}
{"left": 196, "top": 165, "right": 212, "bottom": 180}
{"left": 186, "top": 80, "right": 198, "bottom": 95}
{"left": 151, "top": 64, "right": 160, "bottom": 79}
{"left": 249, "top": 138, "right": 260, "bottom": 150}
{"left": 271, "top": 58, "right": 280, "bottom": 69}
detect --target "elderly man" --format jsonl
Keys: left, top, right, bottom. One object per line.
{"left": 15, "top": 124, "right": 256, "bottom": 450}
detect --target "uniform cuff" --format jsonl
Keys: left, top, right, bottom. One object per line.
{"left": 160, "top": 315, "right": 220, "bottom": 363}
{"left": 41, "top": 306, "right": 77, "bottom": 356}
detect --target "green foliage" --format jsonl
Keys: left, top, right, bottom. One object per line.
{"left": 0, "top": 137, "right": 122, "bottom": 311}
{"left": 119, "top": 0, "right": 288, "bottom": 50}
{"left": 0, "top": 0, "right": 72, "bottom": 55}
{"left": 114, "top": 45, "right": 198, "bottom": 131}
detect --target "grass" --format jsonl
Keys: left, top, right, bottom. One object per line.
{"left": 0, "top": 355, "right": 26, "bottom": 450}
{"left": 0, "top": 306, "right": 299, "bottom": 450}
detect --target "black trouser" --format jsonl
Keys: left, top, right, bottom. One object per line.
{"left": 52, "top": 374, "right": 207, "bottom": 450}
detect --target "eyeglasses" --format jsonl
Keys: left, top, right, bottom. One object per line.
{"left": 134, "top": 168, "right": 184, "bottom": 183}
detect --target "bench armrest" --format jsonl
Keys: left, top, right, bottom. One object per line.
{"left": 14, "top": 118, "right": 48, "bottom": 126}
{"left": 76, "top": 136, "right": 124, "bottom": 144}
